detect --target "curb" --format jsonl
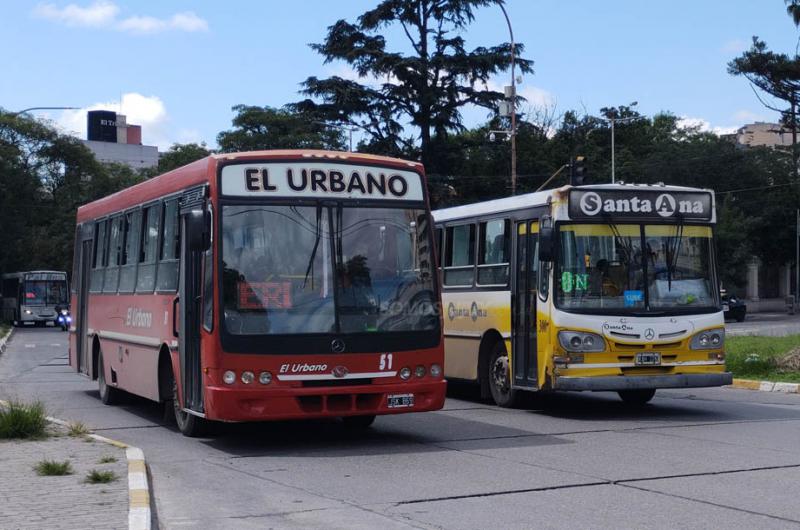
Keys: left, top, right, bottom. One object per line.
{"left": 730, "top": 378, "right": 800, "bottom": 394}
{"left": 0, "top": 400, "right": 151, "bottom": 530}
{"left": 0, "top": 326, "right": 14, "bottom": 353}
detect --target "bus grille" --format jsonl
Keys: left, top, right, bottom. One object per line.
{"left": 301, "top": 378, "right": 373, "bottom": 388}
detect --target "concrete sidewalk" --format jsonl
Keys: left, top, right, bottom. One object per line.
{"left": 0, "top": 421, "right": 128, "bottom": 529}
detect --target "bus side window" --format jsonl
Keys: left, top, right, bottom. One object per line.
{"left": 90, "top": 220, "right": 107, "bottom": 292}
{"left": 103, "top": 215, "right": 123, "bottom": 293}
{"left": 434, "top": 227, "right": 443, "bottom": 268}
{"left": 118, "top": 209, "right": 141, "bottom": 293}
{"left": 137, "top": 204, "right": 160, "bottom": 293}
{"left": 477, "top": 219, "right": 509, "bottom": 286}
{"left": 157, "top": 199, "right": 180, "bottom": 292}
{"left": 202, "top": 205, "right": 214, "bottom": 332}
{"left": 443, "top": 224, "right": 475, "bottom": 287}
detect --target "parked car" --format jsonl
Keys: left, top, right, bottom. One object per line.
{"left": 721, "top": 289, "right": 746, "bottom": 322}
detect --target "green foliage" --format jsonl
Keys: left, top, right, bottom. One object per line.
{"left": 217, "top": 105, "right": 345, "bottom": 153}
{"left": 726, "top": 335, "right": 800, "bottom": 383}
{"left": 35, "top": 459, "right": 73, "bottom": 476}
{"left": 297, "top": 0, "right": 533, "bottom": 171}
{"left": 84, "top": 469, "right": 118, "bottom": 484}
{"left": 0, "top": 400, "right": 48, "bottom": 439}
{"left": 98, "top": 455, "right": 117, "bottom": 464}
{"left": 67, "top": 421, "right": 89, "bottom": 437}
{"left": 0, "top": 111, "right": 144, "bottom": 277}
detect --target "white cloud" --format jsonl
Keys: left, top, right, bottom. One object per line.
{"left": 33, "top": 0, "right": 118, "bottom": 27}
{"left": 484, "top": 79, "right": 556, "bottom": 108}
{"left": 677, "top": 116, "right": 737, "bottom": 136}
{"left": 721, "top": 39, "right": 749, "bottom": 54}
{"left": 56, "top": 92, "right": 177, "bottom": 150}
{"left": 732, "top": 109, "right": 766, "bottom": 123}
{"left": 33, "top": 2, "right": 208, "bottom": 34}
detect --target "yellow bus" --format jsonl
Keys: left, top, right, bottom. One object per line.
{"left": 433, "top": 183, "right": 731, "bottom": 406}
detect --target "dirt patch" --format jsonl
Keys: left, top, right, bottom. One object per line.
{"left": 774, "top": 348, "right": 800, "bottom": 371}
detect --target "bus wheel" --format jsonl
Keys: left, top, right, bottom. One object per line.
{"left": 97, "top": 353, "right": 120, "bottom": 405}
{"left": 342, "top": 415, "right": 376, "bottom": 430}
{"left": 172, "top": 380, "right": 206, "bottom": 437}
{"left": 618, "top": 389, "right": 656, "bottom": 406}
{"left": 488, "top": 341, "right": 519, "bottom": 408}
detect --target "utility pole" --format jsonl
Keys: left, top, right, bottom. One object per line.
{"left": 498, "top": 3, "right": 517, "bottom": 195}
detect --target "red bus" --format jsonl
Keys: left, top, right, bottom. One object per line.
{"left": 69, "top": 150, "right": 445, "bottom": 436}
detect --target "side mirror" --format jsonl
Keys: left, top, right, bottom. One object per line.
{"left": 539, "top": 215, "right": 554, "bottom": 262}
{"left": 185, "top": 208, "right": 210, "bottom": 251}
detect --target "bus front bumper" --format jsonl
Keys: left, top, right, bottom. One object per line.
{"left": 553, "top": 372, "right": 733, "bottom": 391}
{"left": 203, "top": 380, "right": 447, "bottom": 422}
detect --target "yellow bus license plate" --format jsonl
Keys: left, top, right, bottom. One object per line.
{"left": 387, "top": 394, "right": 414, "bottom": 408}
{"left": 635, "top": 352, "right": 661, "bottom": 366}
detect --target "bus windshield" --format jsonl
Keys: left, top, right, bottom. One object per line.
{"left": 24, "top": 277, "right": 68, "bottom": 306}
{"left": 221, "top": 204, "right": 438, "bottom": 336}
{"left": 556, "top": 224, "right": 717, "bottom": 313}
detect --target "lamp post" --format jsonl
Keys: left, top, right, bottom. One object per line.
{"left": 603, "top": 102, "right": 639, "bottom": 183}
{"left": 313, "top": 120, "right": 355, "bottom": 152}
{"left": 10, "top": 106, "right": 78, "bottom": 117}
{"left": 498, "top": 3, "right": 517, "bottom": 195}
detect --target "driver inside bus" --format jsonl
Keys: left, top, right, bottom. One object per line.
{"left": 591, "top": 259, "right": 621, "bottom": 297}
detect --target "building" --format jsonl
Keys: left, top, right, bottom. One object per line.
{"left": 725, "top": 121, "right": 793, "bottom": 149}
{"left": 81, "top": 110, "right": 158, "bottom": 169}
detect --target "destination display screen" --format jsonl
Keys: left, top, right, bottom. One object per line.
{"left": 220, "top": 162, "right": 425, "bottom": 201}
{"left": 568, "top": 188, "right": 713, "bottom": 221}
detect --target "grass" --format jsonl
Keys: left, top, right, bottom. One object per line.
{"left": 34, "top": 459, "right": 73, "bottom": 476}
{"left": 0, "top": 323, "right": 9, "bottom": 339}
{"left": 726, "top": 334, "right": 800, "bottom": 383}
{"left": 98, "top": 455, "right": 117, "bottom": 464}
{"left": 0, "top": 400, "right": 48, "bottom": 439}
{"left": 84, "top": 469, "right": 118, "bottom": 484}
{"left": 67, "top": 421, "right": 89, "bottom": 437}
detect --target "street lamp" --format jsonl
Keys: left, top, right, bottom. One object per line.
{"left": 498, "top": 3, "right": 517, "bottom": 195}
{"left": 313, "top": 120, "right": 356, "bottom": 152}
{"left": 10, "top": 106, "right": 78, "bottom": 117}
{"left": 602, "top": 102, "right": 640, "bottom": 183}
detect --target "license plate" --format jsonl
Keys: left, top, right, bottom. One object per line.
{"left": 722, "top": 303, "right": 729, "bottom": 312}
{"left": 387, "top": 393, "right": 414, "bottom": 408}
{"left": 635, "top": 352, "right": 661, "bottom": 366}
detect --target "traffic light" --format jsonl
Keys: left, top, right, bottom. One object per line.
{"left": 570, "top": 156, "right": 587, "bottom": 186}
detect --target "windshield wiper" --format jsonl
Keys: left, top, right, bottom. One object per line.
{"left": 664, "top": 216, "right": 685, "bottom": 290}
{"left": 302, "top": 205, "right": 323, "bottom": 289}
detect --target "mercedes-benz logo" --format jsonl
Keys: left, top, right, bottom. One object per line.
{"left": 332, "top": 365, "right": 349, "bottom": 378}
{"left": 331, "top": 339, "right": 346, "bottom": 353}
{"left": 644, "top": 328, "right": 655, "bottom": 340}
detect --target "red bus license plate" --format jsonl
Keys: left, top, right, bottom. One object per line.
{"left": 635, "top": 352, "right": 661, "bottom": 366}
{"left": 387, "top": 393, "right": 414, "bottom": 408}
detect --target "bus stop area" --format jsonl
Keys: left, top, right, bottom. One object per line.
{"left": 2, "top": 325, "right": 800, "bottom": 530}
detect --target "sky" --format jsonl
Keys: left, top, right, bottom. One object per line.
{"left": 1, "top": 1, "right": 797, "bottom": 150}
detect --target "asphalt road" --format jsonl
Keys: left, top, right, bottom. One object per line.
{"left": 726, "top": 312, "right": 800, "bottom": 337}
{"left": 2, "top": 327, "right": 800, "bottom": 529}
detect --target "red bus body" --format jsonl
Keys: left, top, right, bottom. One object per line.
{"left": 69, "top": 151, "right": 445, "bottom": 426}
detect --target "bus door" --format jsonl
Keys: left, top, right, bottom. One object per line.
{"left": 76, "top": 232, "right": 93, "bottom": 375}
{"left": 177, "top": 187, "right": 209, "bottom": 414}
{"left": 512, "top": 220, "right": 539, "bottom": 388}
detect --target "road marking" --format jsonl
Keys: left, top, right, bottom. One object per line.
{"left": 24, "top": 344, "right": 36, "bottom": 348}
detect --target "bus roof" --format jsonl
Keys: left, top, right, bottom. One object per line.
{"left": 432, "top": 182, "right": 714, "bottom": 223}
{"left": 77, "top": 150, "right": 425, "bottom": 224}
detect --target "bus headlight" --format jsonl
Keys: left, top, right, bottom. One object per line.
{"left": 24, "top": 309, "right": 32, "bottom": 315}
{"left": 414, "top": 365, "right": 426, "bottom": 378}
{"left": 558, "top": 331, "right": 606, "bottom": 353}
{"left": 223, "top": 371, "right": 236, "bottom": 385}
{"left": 399, "top": 367, "right": 412, "bottom": 380}
{"left": 691, "top": 328, "right": 724, "bottom": 350}
{"left": 259, "top": 372, "right": 272, "bottom": 385}
{"left": 430, "top": 364, "right": 442, "bottom": 378}
{"left": 241, "top": 371, "right": 255, "bottom": 384}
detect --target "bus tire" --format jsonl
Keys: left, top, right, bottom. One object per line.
{"left": 172, "top": 379, "right": 206, "bottom": 437}
{"left": 342, "top": 415, "right": 376, "bottom": 430}
{"left": 618, "top": 389, "right": 656, "bottom": 406}
{"left": 97, "top": 352, "right": 120, "bottom": 405}
{"left": 488, "top": 340, "right": 519, "bottom": 408}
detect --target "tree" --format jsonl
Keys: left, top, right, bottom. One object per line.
{"left": 217, "top": 105, "right": 346, "bottom": 153}
{"left": 296, "top": 0, "right": 533, "bottom": 173}
{"left": 154, "top": 143, "right": 212, "bottom": 174}
{"left": 0, "top": 111, "right": 143, "bottom": 276}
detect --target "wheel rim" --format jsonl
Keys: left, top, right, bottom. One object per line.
{"left": 491, "top": 353, "right": 511, "bottom": 395}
